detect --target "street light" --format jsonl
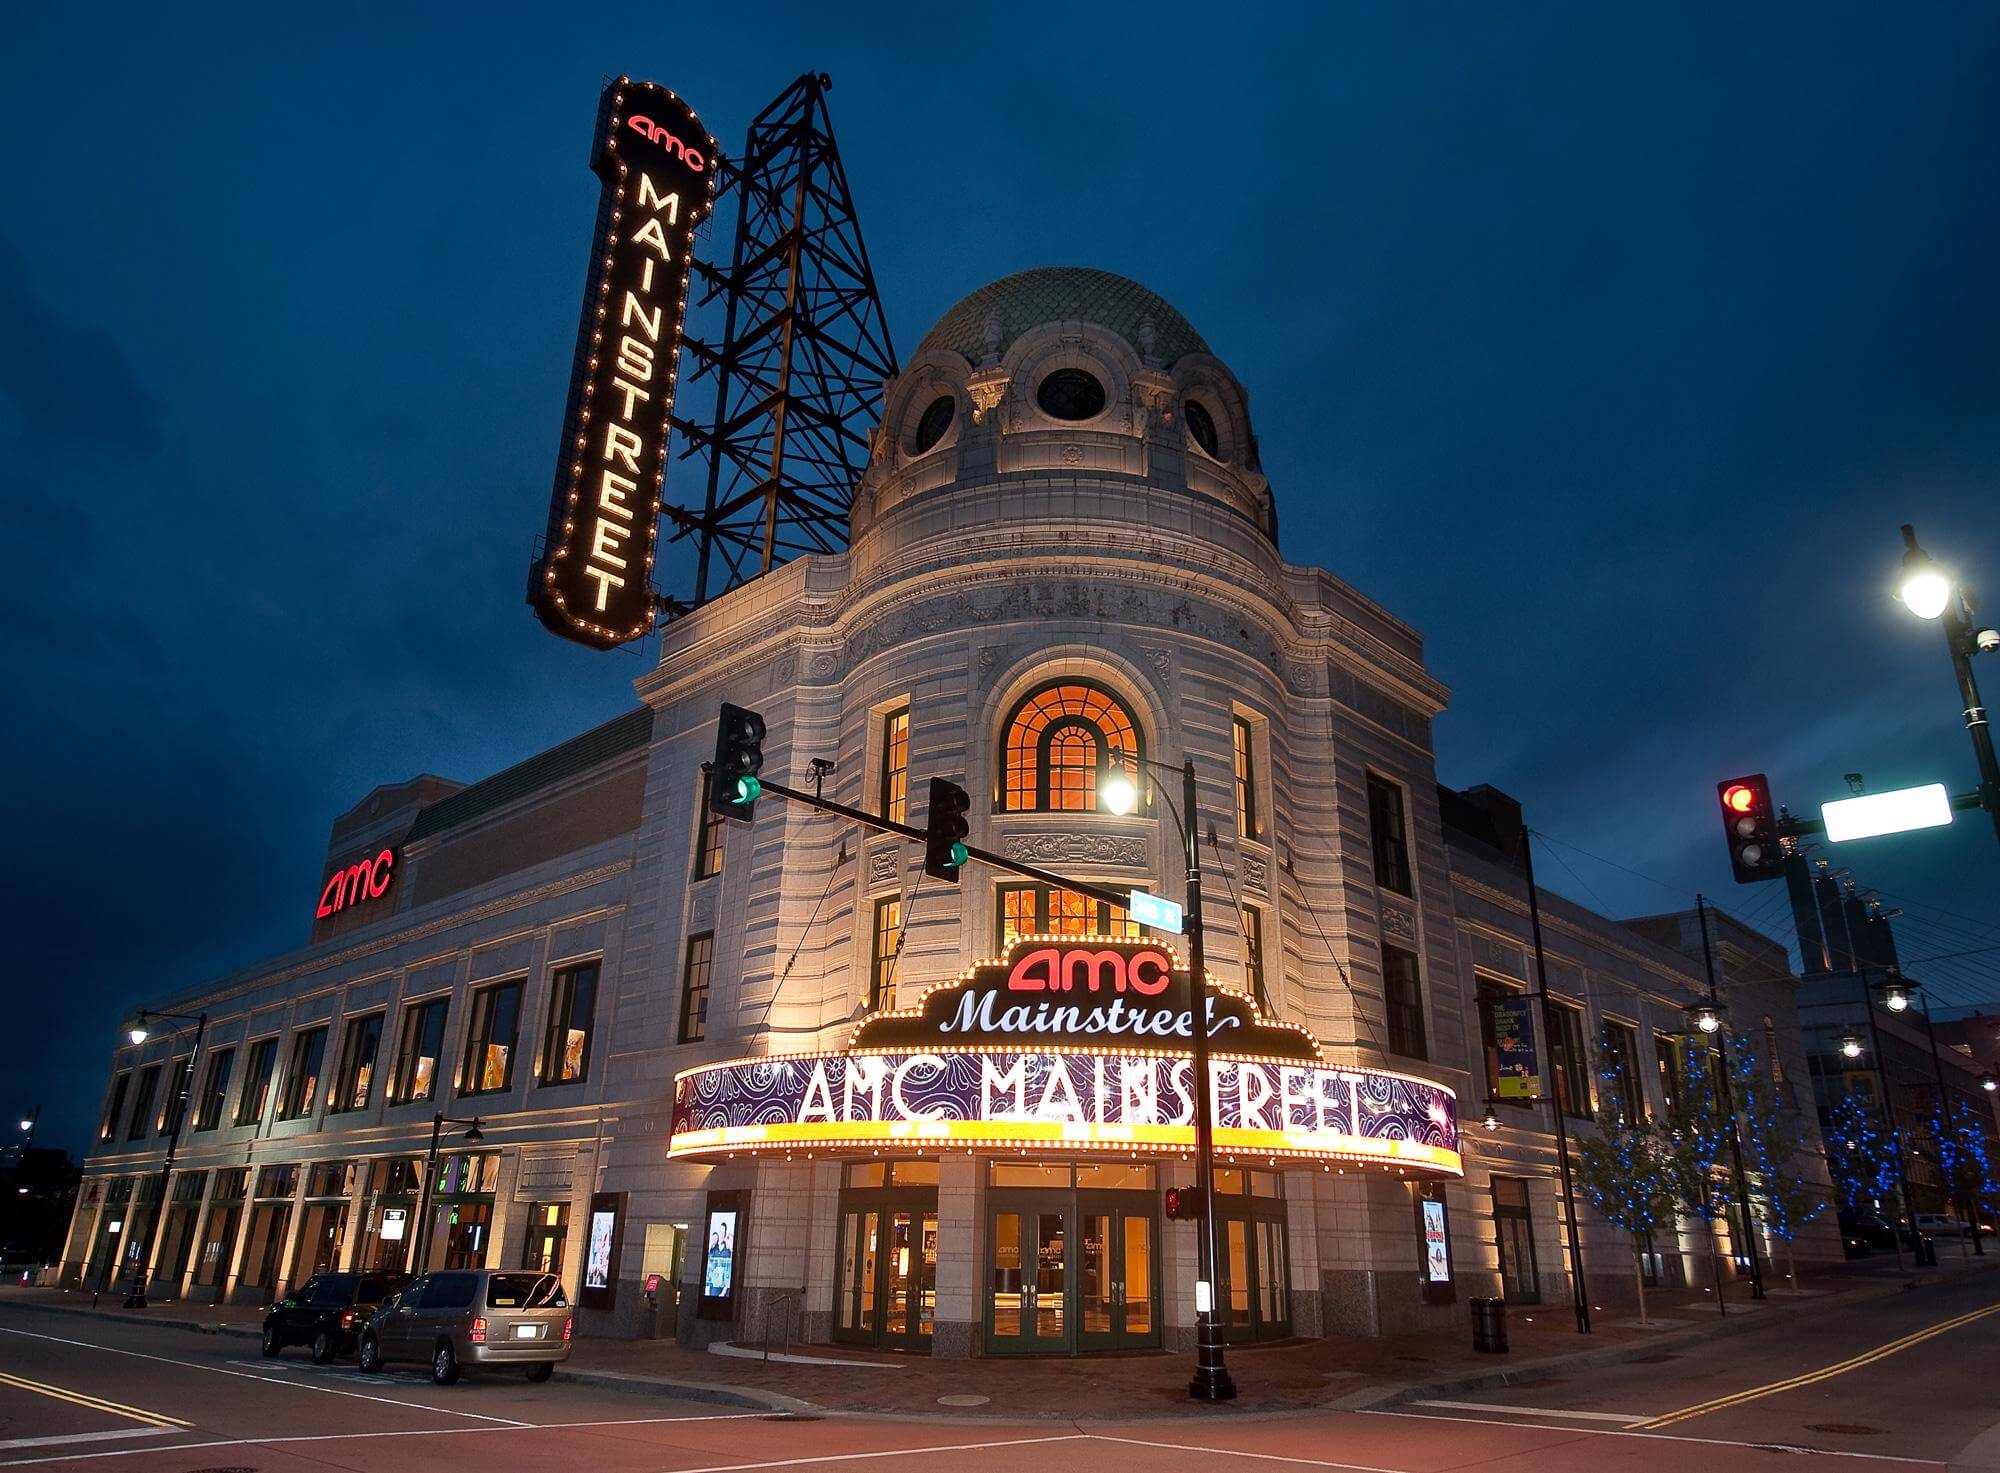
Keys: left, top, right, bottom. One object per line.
{"left": 1480, "top": 1103, "right": 1501, "bottom": 1132}
{"left": 1895, "top": 525, "right": 2000, "bottom": 850}
{"left": 1691, "top": 1003, "right": 1723, "bottom": 1035}
{"left": 1882, "top": 980, "right": 1911, "bottom": 1013}
{"left": 1840, "top": 1034, "right": 1865, "bottom": 1059}
{"left": 1982, "top": 1074, "right": 1998, "bottom": 1094}
{"left": 1897, "top": 545, "right": 1952, "bottom": 621}
{"left": 410, "top": 1113, "right": 485, "bottom": 1278}
{"left": 117, "top": 1009, "right": 207, "bottom": 1309}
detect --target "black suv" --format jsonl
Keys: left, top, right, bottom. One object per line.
{"left": 263, "top": 1272, "right": 410, "bottom": 1362}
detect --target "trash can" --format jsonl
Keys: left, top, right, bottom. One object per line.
{"left": 1470, "top": 1296, "right": 1508, "bottom": 1354}
{"left": 1914, "top": 1234, "right": 1938, "bottom": 1267}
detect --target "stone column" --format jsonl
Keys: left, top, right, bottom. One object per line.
{"left": 933, "top": 1154, "right": 980, "bottom": 1356}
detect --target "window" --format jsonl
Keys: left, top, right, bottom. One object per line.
{"left": 1000, "top": 682, "right": 1141, "bottom": 812}
{"left": 911, "top": 395, "right": 955, "bottom": 455}
{"left": 1654, "top": 1031, "right": 1682, "bottom": 1118}
{"left": 98, "top": 1074, "right": 129, "bottom": 1142}
{"left": 869, "top": 897, "right": 903, "bottom": 1011}
{"left": 237, "top": 1039, "right": 277, "bottom": 1126}
{"left": 678, "top": 933, "right": 714, "bottom": 1043}
{"left": 1035, "top": 367, "right": 1105, "bottom": 420}
{"left": 126, "top": 1066, "right": 160, "bottom": 1141}
{"left": 1241, "top": 906, "right": 1270, "bottom": 1010}
{"left": 161, "top": 1057, "right": 192, "bottom": 1137}
{"left": 692, "top": 783, "right": 726, "bottom": 880}
{"left": 996, "top": 883, "right": 1137, "bottom": 947}
{"left": 880, "top": 707, "right": 910, "bottom": 825}
{"left": 1600, "top": 1020, "right": 1643, "bottom": 1126}
{"left": 1382, "top": 945, "right": 1427, "bottom": 1060}
{"left": 538, "top": 962, "right": 599, "bottom": 1086}
{"left": 1232, "top": 716, "right": 1259, "bottom": 840}
{"left": 1365, "top": 773, "right": 1413, "bottom": 895}
{"left": 330, "top": 1013, "right": 384, "bottom": 1113}
{"left": 1549, "top": 1000, "right": 1591, "bottom": 1121}
{"left": 1476, "top": 978, "right": 1526, "bottom": 1104}
{"left": 1185, "top": 398, "right": 1221, "bottom": 458}
{"left": 390, "top": 997, "right": 449, "bottom": 1104}
{"left": 278, "top": 1027, "right": 328, "bottom": 1120}
{"left": 193, "top": 1049, "right": 233, "bottom": 1131}
{"left": 460, "top": 981, "right": 523, "bottom": 1095}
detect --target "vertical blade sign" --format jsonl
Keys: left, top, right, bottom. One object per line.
{"left": 531, "top": 78, "right": 717, "bottom": 648}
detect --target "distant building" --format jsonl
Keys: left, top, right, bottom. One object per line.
{"left": 69, "top": 269, "right": 1840, "bottom": 1352}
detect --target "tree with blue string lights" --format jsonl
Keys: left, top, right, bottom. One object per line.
{"left": 1571, "top": 1040, "right": 1678, "bottom": 1322}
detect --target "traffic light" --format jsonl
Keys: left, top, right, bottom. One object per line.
{"left": 923, "top": 777, "right": 972, "bottom": 882}
{"left": 709, "top": 704, "right": 766, "bottom": 822}
{"left": 1717, "top": 774, "right": 1782, "bottom": 883}
{"left": 1165, "top": 1185, "right": 1208, "bottom": 1221}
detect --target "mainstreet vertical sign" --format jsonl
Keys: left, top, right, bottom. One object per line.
{"left": 530, "top": 79, "right": 717, "bottom": 649}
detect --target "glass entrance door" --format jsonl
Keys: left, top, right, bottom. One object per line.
{"left": 987, "top": 1203, "right": 1072, "bottom": 1353}
{"left": 1217, "top": 1212, "right": 1292, "bottom": 1342}
{"left": 1077, "top": 1203, "right": 1157, "bottom": 1349}
{"left": 834, "top": 1198, "right": 938, "bottom": 1351}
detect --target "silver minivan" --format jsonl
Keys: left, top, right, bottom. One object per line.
{"left": 358, "top": 1269, "right": 571, "bottom": 1384}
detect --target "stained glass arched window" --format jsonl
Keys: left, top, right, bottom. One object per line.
{"left": 1000, "top": 682, "right": 1142, "bottom": 811}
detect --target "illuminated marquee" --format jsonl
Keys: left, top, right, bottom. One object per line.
{"left": 667, "top": 937, "right": 1461, "bottom": 1177}
{"left": 530, "top": 78, "right": 717, "bottom": 649}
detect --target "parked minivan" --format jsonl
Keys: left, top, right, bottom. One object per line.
{"left": 358, "top": 1269, "right": 571, "bottom": 1384}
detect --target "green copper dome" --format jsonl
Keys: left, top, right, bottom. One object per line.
{"left": 917, "top": 267, "right": 1210, "bottom": 367}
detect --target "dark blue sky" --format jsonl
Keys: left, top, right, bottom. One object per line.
{"left": 6, "top": 4, "right": 1998, "bottom": 1154}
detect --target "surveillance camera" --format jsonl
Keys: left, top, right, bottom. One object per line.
{"left": 1978, "top": 628, "right": 2000, "bottom": 654}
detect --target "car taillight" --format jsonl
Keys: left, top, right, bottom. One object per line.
{"left": 469, "top": 1317, "right": 487, "bottom": 1344}
{"left": 340, "top": 1310, "right": 356, "bottom": 1326}
{"left": 561, "top": 1316, "right": 572, "bottom": 1342}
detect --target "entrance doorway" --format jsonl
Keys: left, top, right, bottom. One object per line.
{"left": 1492, "top": 1175, "right": 1540, "bottom": 1303}
{"left": 833, "top": 1161, "right": 938, "bottom": 1353}
{"left": 985, "top": 1161, "right": 1160, "bottom": 1355}
{"left": 1212, "top": 1169, "right": 1290, "bottom": 1342}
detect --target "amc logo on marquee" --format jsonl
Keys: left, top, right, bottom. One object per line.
{"left": 316, "top": 848, "right": 396, "bottom": 920}
{"left": 1004, "top": 946, "right": 1171, "bottom": 996}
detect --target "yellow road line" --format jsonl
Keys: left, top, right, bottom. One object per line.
{"left": 1636, "top": 1299, "right": 2000, "bottom": 1429}
{"left": 0, "top": 1372, "right": 189, "bottom": 1430}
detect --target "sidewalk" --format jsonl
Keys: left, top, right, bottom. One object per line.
{"left": 7, "top": 1255, "right": 1995, "bottom": 1421}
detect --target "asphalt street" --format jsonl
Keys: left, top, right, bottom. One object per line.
{"left": 0, "top": 1278, "right": 1996, "bottom": 1471}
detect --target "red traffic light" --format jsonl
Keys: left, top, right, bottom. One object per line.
{"left": 1716, "top": 774, "right": 1782, "bottom": 884}
{"left": 1722, "top": 783, "right": 1758, "bottom": 814}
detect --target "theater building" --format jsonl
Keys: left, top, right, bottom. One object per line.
{"left": 70, "top": 268, "right": 1838, "bottom": 1353}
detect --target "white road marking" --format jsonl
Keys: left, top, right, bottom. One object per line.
{"left": 1087, "top": 1434, "right": 1410, "bottom": 1472}
{"left": 1359, "top": 1409, "right": 1947, "bottom": 1466}
{"left": 0, "top": 1432, "right": 170, "bottom": 1452}
{"left": 1406, "top": 1399, "right": 1644, "bottom": 1423}
{"left": 0, "top": 1425, "right": 1072, "bottom": 1471}
{"left": 0, "top": 1326, "right": 528, "bottom": 1426}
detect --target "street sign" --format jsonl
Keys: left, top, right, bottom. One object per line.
{"left": 1822, "top": 783, "right": 1953, "bottom": 843}
{"left": 1128, "top": 888, "right": 1184, "bottom": 934}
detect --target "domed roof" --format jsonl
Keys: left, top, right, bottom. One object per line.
{"left": 916, "top": 267, "right": 1210, "bottom": 367}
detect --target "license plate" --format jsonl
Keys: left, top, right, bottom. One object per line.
{"left": 513, "top": 1324, "right": 542, "bottom": 1340}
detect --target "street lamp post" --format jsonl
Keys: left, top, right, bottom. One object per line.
{"left": 1104, "top": 755, "right": 1235, "bottom": 1400}
{"left": 121, "top": 1010, "right": 206, "bottom": 1309}
{"left": 18, "top": 1107, "right": 38, "bottom": 1153}
{"left": 1520, "top": 832, "right": 1592, "bottom": 1335}
{"left": 410, "top": 1113, "right": 484, "bottom": 1278}
{"left": 1856, "top": 975, "right": 1925, "bottom": 1269}
{"left": 1900, "top": 979, "right": 1985, "bottom": 1255}
{"left": 1694, "top": 897, "right": 1766, "bottom": 1300}
{"left": 1896, "top": 525, "right": 2000, "bottom": 850}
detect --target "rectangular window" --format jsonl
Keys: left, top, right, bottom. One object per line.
{"left": 460, "top": 981, "right": 523, "bottom": 1095}
{"left": 1382, "top": 944, "right": 1428, "bottom": 1060}
{"left": 678, "top": 933, "right": 714, "bottom": 1044}
{"left": 995, "top": 883, "right": 1136, "bottom": 948}
{"left": 236, "top": 1039, "right": 277, "bottom": 1127}
{"left": 160, "top": 1057, "right": 193, "bottom": 1137}
{"left": 1232, "top": 715, "right": 1259, "bottom": 840}
{"left": 1550, "top": 1000, "right": 1591, "bottom": 1121}
{"left": 99, "top": 1074, "right": 130, "bottom": 1142}
{"left": 538, "top": 962, "right": 599, "bottom": 1086}
{"left": 1241, "top": 906, "right": 1269, "bottom": 1010}
{"left": 1475, "top": 978, "right": 1525, "bottom": 1105}
{"left": 692, "top": 784, "right": 726, "bottom": 880}
{"left": 880, "top": 707, "right": 910, "bottom": 826}
{"left": 390, "top": 997, "right": 449, "bottom": 1104}
{"left": 1654, "top": 1031, "right": 1682, "bottom": 1118}
{"left": 193, "top": 1049, "right": 233, "bottom": 1131}
{"left": 1365, "top": 773, "right": 1413, "bottom": 896}
{"left": 330, "top": 1013, "right": 383, "bottom": 1113}
{"left": 869, "top": 898, "right": 903, "bottom": 1011}
{"left": 1601, "top": 1020, "right": 1643, "bottom": 1125}
{"left": 126, "top": 1066, "right": 160, "bottom": 1141}
{"left": 277, "top": 1027, "right": 328, "bottom": 1121}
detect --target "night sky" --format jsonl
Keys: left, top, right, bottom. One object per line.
{"left": 6, "top": 5, "right": 1998, "bottom": 1156}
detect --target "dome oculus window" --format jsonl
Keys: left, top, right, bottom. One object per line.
{"left": 911, "top": 394, "right": 956, "bottom": 455}
{"left": 1035, "top": 368, "right": 1107, "bottom": 422}
{"left": 1184, "top": 399, "right": 1221, "bottom": 459}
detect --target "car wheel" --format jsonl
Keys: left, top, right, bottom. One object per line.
{"left": 261, "top": 1325, "right": 283, "bottom": 1358}
{"left": 431, "top": 1341, "right": 461, "bottom": 1386}
{"left": 310, "top": 1329, "right": 336, "bottom": 1364}
{"left": 524, "top": 1363, "right": 553, "bottom": 1384}
{"left": 358, "top": 1334, "right": 383, "bottom": 1374}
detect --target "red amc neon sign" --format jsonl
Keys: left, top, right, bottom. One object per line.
{"left": 1004, "top": 946, "right": 1172, "bottom": 996}
{"left": 316, "top": 849, "right": 396, "bottom": 920}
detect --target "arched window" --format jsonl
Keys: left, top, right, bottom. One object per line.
{"left": 1001, "top": 682, "right": 1142, "bottom": 811}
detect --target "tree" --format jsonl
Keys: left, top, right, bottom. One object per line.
{"left": 1915, "top": 1104, "right": 1999, "bottom": 1247}
{"left": 1573, "top": 1118, "right": 1679, "bottom": 1323}
{"left": 1663, "top": 1034, "right": 1734, "bottom": 1306}
{"left": 1825, "top": 1090, "right": 1900, "bottom": 1214}
{"left": 1728, "top": 1031, "right": 1828, "bottom": 1289}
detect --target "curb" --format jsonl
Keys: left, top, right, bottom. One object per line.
{"left": 0, "top": 1296, "right": 262, "bottom": 1341}
{"left": 551, "top": 1366, "right": 808, "bottom": 1413}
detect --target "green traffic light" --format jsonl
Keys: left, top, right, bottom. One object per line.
{"left": 948, "top": 841, "right": 969, "bottom": 868}
{"left": 734, "top": 774, "right": 762, "bottom": 804}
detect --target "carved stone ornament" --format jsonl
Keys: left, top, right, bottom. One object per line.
{"left": 966, "top": 369, "right": 1010, "bottom": 422}
{"left": 1379, "top": 903, "right": 1417, "bottom": 941}
{"left": 1241, "top": 855, "right": 1268, "bottom": 894}
{"left": 867, "top": 847, "right": 901, "bottom": 890}
{"left": 1002, "top": 833, "right": 1148, "bottom": 867}
{"left": 806, "top": 650, "right": 842, "bottom": 681}
{"left": 690, "top": 890, "right": 718, "bottom": 929}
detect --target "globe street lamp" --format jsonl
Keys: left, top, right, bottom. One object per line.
{"left": 1840, "top": 1034, "right": 1865, "bottom": 1060}
{"left": 118, "top": 1009, "right": 207, "bottom": 1309}
{"left": 1100, "top": 755, "right": 1237, "bottom": 1402}
{"left": 1896, "top": 525, "right": 2000, "bottom": 849}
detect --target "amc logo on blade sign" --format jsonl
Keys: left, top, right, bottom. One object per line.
{"left": 316, "top": 848, "right": 396, "bottom": 920}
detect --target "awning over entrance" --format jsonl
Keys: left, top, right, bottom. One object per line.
{"left": 668, "top": 936, "right": 1461, "bottom": 1179}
